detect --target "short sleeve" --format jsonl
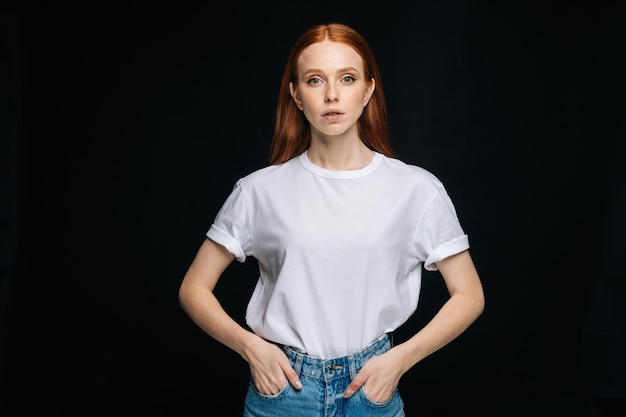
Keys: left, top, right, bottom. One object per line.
{"left": 416, "top": 186, "right": 469, "bottom": 271}
{"left": 206, "top": 180, "right": 251, "bottom": 263}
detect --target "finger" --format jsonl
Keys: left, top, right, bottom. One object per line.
{"left": 281, "top": 362, "right": 302, "bottom": 390}
{"left": 343, "top": 375, "right": 365, "bottom": 398}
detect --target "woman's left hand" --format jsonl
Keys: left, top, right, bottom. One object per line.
{"left": 343, "top": 347, "right": 404, "bottom": 402}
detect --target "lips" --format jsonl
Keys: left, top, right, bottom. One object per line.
{"left": 322, "top": 109, "right": 344, "bottom": 121}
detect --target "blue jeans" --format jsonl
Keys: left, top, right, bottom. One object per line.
{"left": 243, "top": 333, "right": 405, "bottom": 417}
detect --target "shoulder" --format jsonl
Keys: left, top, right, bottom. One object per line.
{"left": 235, "top": 156, "right": 300, "bottom": 188}
{"left": 379, "top": 155, "right": 444, "bottom": 189}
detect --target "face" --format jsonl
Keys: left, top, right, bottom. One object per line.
{"left": 289, "top": 40, "right": 375, "bottom": 141}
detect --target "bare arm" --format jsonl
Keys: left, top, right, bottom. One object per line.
{"left": 178, "top": 238, "right": 302, "bottom": 393}
{"left": 396, "top": 249, "right": 485, "bottom": 367}
{"left": 344, "top": 249, "right": 485, "bottom": 400}
{"left": 178, "top": 238, "right": 248, "bottom": 354}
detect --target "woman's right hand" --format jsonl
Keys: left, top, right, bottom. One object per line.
{"left": 244, "top": 335, "right": 303, "bottom": 394}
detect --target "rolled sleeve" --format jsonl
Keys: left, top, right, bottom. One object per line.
{"left": 424, "top": 234, "right": 469, "bottom": 271}
{"left": 207, "top": 225, "right": 246, "bottom": 263}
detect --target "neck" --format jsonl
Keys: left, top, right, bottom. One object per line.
{"left": 306, "top": 139, "right": 374, "bottom": 171}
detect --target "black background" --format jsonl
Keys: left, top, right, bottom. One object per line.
{"left": 2, "top": 1, "right": 625, "bottom": 416}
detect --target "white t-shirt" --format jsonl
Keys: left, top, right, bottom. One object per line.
{"left": 207, "top": 151, "right": 469, "bottom": 359}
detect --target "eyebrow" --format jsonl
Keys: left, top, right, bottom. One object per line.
{"left": 302, "top": 66, "right": 361, "bottom": 76}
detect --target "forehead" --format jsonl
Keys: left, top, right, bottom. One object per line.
{"left": 297, "top": 39, "right": 364, "bottom": 73}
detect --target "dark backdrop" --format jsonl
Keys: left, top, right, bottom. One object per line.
{"left": 2, "top": 1, "right": 625, "bottom": 416}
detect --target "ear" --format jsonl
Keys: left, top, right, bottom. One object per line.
{"left": 289, "top": 82, "right": 303, "bottom": 110}
{"left": 363, "top": 78, "right": 376, "bottom": 106}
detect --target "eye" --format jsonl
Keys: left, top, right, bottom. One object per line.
{"left": 341, "top": 75, "right": 356, "bottom": 84}
{"left": 306, "top": 77, "right": 323, "bottom": 85}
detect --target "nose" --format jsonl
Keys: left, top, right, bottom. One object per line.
{"left": 325, "top": 88, "right": 338, "bottom": 103}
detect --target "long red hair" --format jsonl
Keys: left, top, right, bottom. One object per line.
{"left": 267, "top": 23, "right": 394, "bottom": 165}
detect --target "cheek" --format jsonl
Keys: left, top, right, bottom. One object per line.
{"left": 299, "top": 95, "right": 321, "bottom": 113}
{"left": 298, "top": 91, "right": 317, "bottom": 106}
{"left": 350, "top": 92, "right": 369, "bottom": 108}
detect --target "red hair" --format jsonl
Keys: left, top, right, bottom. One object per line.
{"left": 267, "top": 23, "right": 394, "bottom": 165}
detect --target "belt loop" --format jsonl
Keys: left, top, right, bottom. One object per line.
{"left": 293, "top": 351, "right": 304, "bottom": 377}
{"left": 348, "top": 354, "right": 357, "bottom": 379}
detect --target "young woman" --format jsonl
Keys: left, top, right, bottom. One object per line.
{"left": 179, "top": 22, "right": 485, "bottom": 416}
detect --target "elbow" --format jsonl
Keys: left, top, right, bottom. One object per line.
{"left": 474, "top": 286, "right": 485, "bottom": 318}
{"left": 178, "top": 282, "right": 191, "bottom": 311}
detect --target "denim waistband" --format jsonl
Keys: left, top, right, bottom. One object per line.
{"left": 280, "top": 333, "right": 392, "bottom": 382}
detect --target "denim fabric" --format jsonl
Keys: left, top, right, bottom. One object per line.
{"left": 243, "top": 333, "right": 405, "bottom": 417}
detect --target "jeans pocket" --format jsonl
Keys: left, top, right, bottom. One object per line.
{"left": 358, "top": 387, "right": 402, "bottom": 408}
{"left": 248, "top": 378, "right": 290, "bottom": 400}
